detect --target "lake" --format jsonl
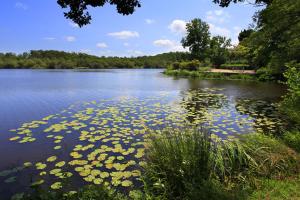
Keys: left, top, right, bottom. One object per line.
{"left": 0, "top": 69, "right": 287, "bottom": 199}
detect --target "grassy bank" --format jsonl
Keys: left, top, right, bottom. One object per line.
{"left": 164, "top": 69, "right": 257, "bottom": 81}
{"left": 18, "top": 128, "right": 300, "bottom": 200}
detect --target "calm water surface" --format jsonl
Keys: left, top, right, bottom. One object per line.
{"left": 0, "top": 69, "right": 287, "bottom": 199}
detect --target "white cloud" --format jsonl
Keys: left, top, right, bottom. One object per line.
{"left": 69, "top": 22, "right": 79, "bottom": 28}
{"left": 153, "top": 39, "right": 175, "bottom": 48}
{"left": 43, "top": 37, "right": 56, "bottom": 41}
{"left": 123, "top": 42, "right": 130, "bottom": 47}
{"left": 153, "top": 39, "right": 187, "bottom": 52}
{"left": 168, "top": 20, "right": 187, "bottom": 35}
{"left": 15, "top": 2, "right": 28, "bottom": 10}
{"left": 80, "top": 49, "right": 92, "bottom": 54}
{"left": 96, "top": 42, "right": 108, "bottom": 48}
{"left": 206, "top": 10, "right": 230, "bottom": 24}
{"left": 107, "top": 31, "right": 139, "bottom": 39}
{"left": 127, "top": 50, "right": 144, "bottom": 56}
{"left": 209, "top": 23, "right": 231, "bottom": 38}
{"left": 65, "top": 36, "right": 76, "bottom": 42}
{"left": 145, "top": 19, "right": 155, "bottom": 24}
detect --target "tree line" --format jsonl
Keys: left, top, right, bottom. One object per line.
{"left": 0, "top": 50, "right": 190, "bottom": 69}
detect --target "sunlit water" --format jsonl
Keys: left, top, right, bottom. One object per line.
{"left": 0, "top": 69, "right": 287, "bottom": 199}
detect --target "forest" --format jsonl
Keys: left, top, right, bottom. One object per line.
{"left": 0, "top": 50, "right": 190, "bottom": 69}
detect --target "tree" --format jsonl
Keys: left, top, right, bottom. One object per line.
{"left": 181, "top": 19, "right": 211, "bottom": 61}
{"left": 213, "top": 0, "right": 272, "bottom": 7}
{"left": 243, "top": 0, "right": 300, "bottom": 75}
{"left": 209, "top": 36, "right": 231, "bottom": 67}
{"left": 57, "top": 0, "right": 141, "bottom": 27}
{"left": 238, "top": 29, "right": 254, "bottom": 42}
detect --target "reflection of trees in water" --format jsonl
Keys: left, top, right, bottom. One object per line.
{"left": 235, "top": 98, "right": 287, "bottom": 135}
{"left": 179, "top": 89, "right": 228, "bottom": 124}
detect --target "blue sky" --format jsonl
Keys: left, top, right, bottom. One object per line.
{"left": 0, "top": 0, "right": 258, "bottom": 57}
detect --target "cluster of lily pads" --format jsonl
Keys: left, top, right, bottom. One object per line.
{"left": 0, "top": 89, "right": 286, "bottom": 198}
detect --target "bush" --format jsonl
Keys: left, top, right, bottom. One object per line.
{"left": 170, "top": 62, "right": 180, "bottom": 70}
{"left": 180, "top": 60, "right": 201, "bottom": 71}
{"left": 280, "top": 62, "right": 300, "bottom": 124}
{"left": 283, "top": 131, "right": 300, "bottom": 152}
{"left": 256, "top": 67, "right": 277, "bottom": 81}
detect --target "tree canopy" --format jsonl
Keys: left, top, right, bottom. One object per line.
{"left": 242, "top": 0, "right": 300, "bottom": 77}
{"left": 181, "top": 19, "right": 211, "bottom": 61}
{"left": 57, "top": 0, "right": 141, "bottom": 27}
{"left": 238, "top": 29, "right": 254, "bottom": 42}
{"left": 213, "top": 0, "right": 272, "bottom": 7}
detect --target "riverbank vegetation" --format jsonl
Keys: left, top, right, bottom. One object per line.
{"left": 0, "top": 50, "right": 190, "bottom": 69}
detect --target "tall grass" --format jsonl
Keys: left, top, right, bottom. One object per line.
{"left": 142, "top": 128, "right": 300, "bottom": 200}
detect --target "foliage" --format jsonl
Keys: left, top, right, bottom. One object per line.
{"left": 168, "top": 60, "right": 201, "bottom": 71}
{"left": 242, "top": 0, "right": 300, "bottom": 77}
{"left": 209, "top": 36, "right": 231, "bottom": 67}
{"left": 142, "top": 128, "right": 235, "bottom": 200}
{"left": 164, "top": 69, "right": 256, "bottom": 81}
{"left": 0, "top": 50, "right": 190, "bottom": 69}
{"left": 213, "top": 0, "right": 272, "bottom": 7}
{"left": 283, "top": 131, "right": 300, "bottom": 153}
{"left": 238, "top": 29, "right": 254, "bottom": 42}
{"left": 181, "top": 19, "right": 211, "bottom": 61}
{"left": 228, "top": 45, "right": 251, "bottom": 66}
{"left": 256, "top": 67, "right": 277, "bottom": 81}
{"left": 280, "top": 62, "right": 300, "bottom": 123}
{"left": 142, "top": 128, "right": 300, "bottom": 199}
{"left": 238, "top": 134, "right": 300, "bottom": 180}
{"left": 57, "top": 0, "right": 141, "bottom": 27}
{"left": 180, "top": 19, "right": 233, "bottom": 67}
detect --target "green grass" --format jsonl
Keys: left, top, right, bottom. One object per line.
{"left": 164, "top": 69, "right": 257, "bottom": 81}
{"left": 249, "top": 176, "right": 300, "bottom": 200}
{"left": 142, "top": 129, "right": 300, "bottom": 200}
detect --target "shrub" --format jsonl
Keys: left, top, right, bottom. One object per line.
{"left": 170, "top": 62, "right": 180, "bottom": 70}
{"left": 280, "top": 62, "right": 300, "bottom": 124}
{"left": 283, "top": 131, "right": 300, "bottom": 152}
{"left": 180, "top": 60, "right": 201, "bottom": 71}
{"left": 256, "top": 67, "right": 277, "bottom": 81}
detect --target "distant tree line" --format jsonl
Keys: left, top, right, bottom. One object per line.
{"left": 0, "top": 50, "right": 190, "bottom": 69}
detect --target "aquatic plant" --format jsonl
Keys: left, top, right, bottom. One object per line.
{"left": 0, "top": 91, "right": 287, "bottom": 198}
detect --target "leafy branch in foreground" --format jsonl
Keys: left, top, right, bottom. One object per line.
{"left": 57, "top": 0, "right": 141, "bottom": 27}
